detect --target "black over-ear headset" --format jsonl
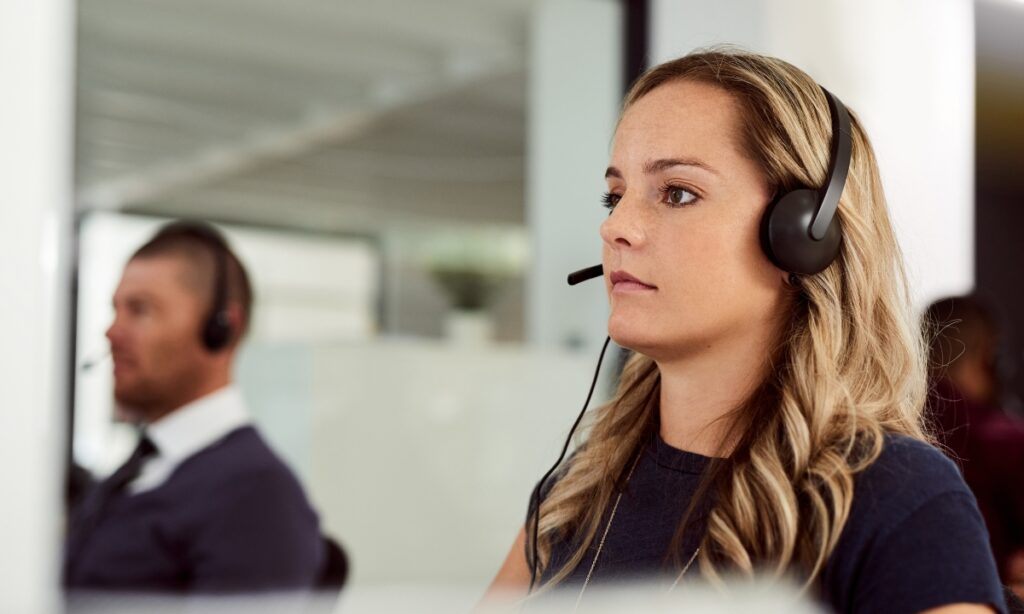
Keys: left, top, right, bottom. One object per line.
{"left": 532, "top": 87, "right": 854, "bottom": 591}
{"left": 152, "top": 221, "right": 234, "bottom": 352}
{"left": 760, "top": 87, "right": 850, "bottom": 275}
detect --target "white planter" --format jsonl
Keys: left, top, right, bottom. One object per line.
{"left": 443, "top": 310, "right": 495, "bottom": 346}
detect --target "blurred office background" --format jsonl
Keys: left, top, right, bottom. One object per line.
{"left": 3, "top": 0, "right": 1023, "bottom": 611}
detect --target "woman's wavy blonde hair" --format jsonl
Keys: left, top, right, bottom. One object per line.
{"left": 528, "top": 48, "right": 930, "bottom": 592}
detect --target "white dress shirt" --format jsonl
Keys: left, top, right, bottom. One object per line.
{"left": 129, "top": 385, "right": 251, "bottom": 494}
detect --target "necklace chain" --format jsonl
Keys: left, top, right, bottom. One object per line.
{"left": 573, "top": 455, "right": 701, "bottom": 611}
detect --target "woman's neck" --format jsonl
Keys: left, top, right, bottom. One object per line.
{"left": 655, "top": 327, "right": 776, "bottom": 458}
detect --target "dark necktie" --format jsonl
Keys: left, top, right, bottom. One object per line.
{"left": 101, "top": 434, "right": 158, "bottom": 495}
{"left": 64, "top": 434, "right": 159, "bottom": 583}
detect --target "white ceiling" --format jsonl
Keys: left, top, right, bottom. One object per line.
{"left": 75, "top": 0, "right": 530, "bottom": 233}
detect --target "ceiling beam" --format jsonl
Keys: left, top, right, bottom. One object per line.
{"left": 78, "top": 60, "right": 521, "bottom": 210}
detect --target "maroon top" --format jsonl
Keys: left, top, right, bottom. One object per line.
{"left": 928, "top": 377, "right": 1024, "bottom": 576}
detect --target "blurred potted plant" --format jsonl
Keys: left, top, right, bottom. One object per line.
{"left": 431, "top": 266, "right": 501, "bottom": 344}
{"left": 424, "top": 230, "right": 525, "bottom": 345}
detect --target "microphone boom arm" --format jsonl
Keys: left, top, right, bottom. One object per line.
{"left": 567, "top": 264, "right": 603, "bottom": 286}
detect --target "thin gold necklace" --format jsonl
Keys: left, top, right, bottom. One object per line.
{"left": 573, "top": 455, "right": 701, "bottom": 612}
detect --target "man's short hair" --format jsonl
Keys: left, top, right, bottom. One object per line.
{"left": 131, "top": 220, "right": 254, "bottom": 341}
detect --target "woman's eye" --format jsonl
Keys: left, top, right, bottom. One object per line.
{"left": 664, "top": 186, "right": 697, "bottom": 206}
{"left": 601, "top": 192, "right": 621, "bottom": 210}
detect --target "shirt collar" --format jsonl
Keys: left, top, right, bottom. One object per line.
{"left": 145, "top": 385, "right": 251, "bottom": 461}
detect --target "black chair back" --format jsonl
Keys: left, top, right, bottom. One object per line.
{"left": 318, "top": 535, "right": 348, "bottom": 590}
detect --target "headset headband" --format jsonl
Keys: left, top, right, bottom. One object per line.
{"left": 811, "top": 88, "right": 852, "bottom": 241}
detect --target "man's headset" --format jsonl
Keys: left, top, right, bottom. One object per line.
{"left": 153, "top": 221, "right": 234, "bottom": 352}
{"left": 531, "top": 87, "right": 853, "bottom": 590}
{"left": 79, "top": 221, "right": 234, "bottom": 372}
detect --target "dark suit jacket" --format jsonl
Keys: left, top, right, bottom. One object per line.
{"left": 64, "top": 426, "right": 325, "bottom": 593}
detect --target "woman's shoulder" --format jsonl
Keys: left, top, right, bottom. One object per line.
{"left": 848, "top": 432, "right": 972, "bottom": 520}
{"left": 841, "top": 432, "right": 975, "bottom": 538}
{"left": 821, "top": 433, "right": 1005, "bottom": 613}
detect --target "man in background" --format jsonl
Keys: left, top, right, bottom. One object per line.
{"left": 64, "top": 220, "right": 331, "bottom": 593}
{"left": 926, "top": 295, "right": 1024, "bottom": 597}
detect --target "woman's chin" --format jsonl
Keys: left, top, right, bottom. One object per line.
{"left": 608, "top": 317, "right": 661, "bottom": 356}
{"left": 608, "top": 315, "right": 708, "bottom": 361}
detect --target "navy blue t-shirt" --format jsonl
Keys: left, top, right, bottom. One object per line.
{"left": 534, "top": 433, "right": 1007, "bottom": 613}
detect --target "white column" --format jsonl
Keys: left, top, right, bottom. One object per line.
{"left": 650, "top": 0, "right": 975, "bottom": 308}
{"left": 0, "top": 0, "right": 75, "bottom": 611}
{"left": 526, "top": 0, "right": 622, "bottom": 351}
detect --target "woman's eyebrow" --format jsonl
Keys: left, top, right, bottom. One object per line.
{"left": 644, "top": 157, "right": 720, "bottom": 176}
{"left": 605, "top": 157, "right": 720, "bottom": 179}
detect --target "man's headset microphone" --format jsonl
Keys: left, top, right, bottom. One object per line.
{"left": 527, "top": 87, "right": 852, "bottom": 590}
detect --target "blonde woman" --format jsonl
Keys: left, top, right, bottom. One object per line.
{"left": 484, "top": 50, "right": 1006, "bottom": 613}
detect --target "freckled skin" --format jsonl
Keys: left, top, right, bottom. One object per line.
{"left": 600, "top": 80, "right": 788, "bottom": 363}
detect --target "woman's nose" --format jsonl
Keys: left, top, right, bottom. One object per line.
{"left": 600, "top": 196, "right": 646, "bottom": 248}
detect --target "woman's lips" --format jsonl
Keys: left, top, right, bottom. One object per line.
{"left": 609, "top": 270, "right": 657, "bottom": 293}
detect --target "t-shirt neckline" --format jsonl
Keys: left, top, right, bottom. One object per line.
{"left": 650, "top": 432, "right": 715, "bottom": 475}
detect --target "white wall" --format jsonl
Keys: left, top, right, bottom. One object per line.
{"left": 527, "top": 0, "right": 622, "bottom": 351}
{"left": 0, "top": 0, "right": 74, "bottom": 610}
{"left": 301, "top": 340, "right": 602, "bottom": 588}
{"left": 649, "top": 0, "right": 975, "bottom": 307}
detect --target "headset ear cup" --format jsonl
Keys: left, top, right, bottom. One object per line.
{"left": 202, "top": 310, "right": 232, "bottom": 352}
{"left": 761, "top": 189, "right": 842, "bottom": 275}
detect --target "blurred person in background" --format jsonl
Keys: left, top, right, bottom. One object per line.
{"left": 927, "top": 295, "right": 1024, "bottom": 597}
{"left": 64, "top": 221, "right": 339, "bottom": 593}
{"left": 484, "top": 49, "right": 1006, "bottom": 613}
